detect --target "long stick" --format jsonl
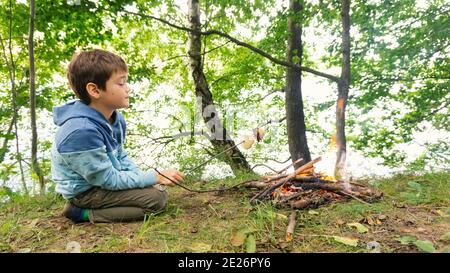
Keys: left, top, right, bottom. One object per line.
{"left": 277, "top": 157, "right": 303, "bottom": 174}
{"left": 187, "top": 140, "right": 245, "bottom": 172}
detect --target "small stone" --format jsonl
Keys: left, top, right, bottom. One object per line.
{"left": 367, "top": 241, "right": 381, "bottom": 253}
{"left": 66, "top": 241, "right": 81, "bottom": 253}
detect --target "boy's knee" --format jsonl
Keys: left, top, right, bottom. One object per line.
{"left": 154, "top": 189, "right": 168, "bottom": 211}
{"left": 143, "top": 186, "right": 168, "bottom": 213}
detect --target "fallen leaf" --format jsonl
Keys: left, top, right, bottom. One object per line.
{"left": 66, "top": 241, "right": 81, "bottom": 253}
{"left": 435, "top": 210, "right": 448, "bottom": 217}
{"left": 414, "top": 240, "right": 435, "bottom": 253}
{"left": 308, "top": 210, "right": 319, "bottom": 215}
{"left": 332, "top": 236, "right": 358, "bottom": 247}
{"left": 17, "top": 248, "right": 31, "bottom": 253}
{"left": 439, "top": 245, "right": 450, "bottom": 253}
{"left": 439, "top": 232, "right": 450, "bottom": 241}
{"left": 366, "top": 216, "right": 375, "bottom": 226}
{"left": 190, "top": 242, "right": 212, "bottom": 253}
{"left": 347, "top": 222, "right": 369, "bottom": 233}
{"left": 231, "top": 228, "right": 253, "bottom": 247}
{"left": 28, "top": 219, "right": 39, "bottom": 228}
{"left": 190, "top": 227, "right": 198, "bottom": 233}
{"left": 245, "top": 235, "right": 256, "bottom": 253}
{"left": 375, "top": 218, "right": 382, "bottom": 225}
{"left": 394, "top": 202, "right": 406, "bottom": 208}
{"left": 417, "top": 227, "right": 426, "bottom": 233}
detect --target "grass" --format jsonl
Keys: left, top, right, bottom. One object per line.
{"left": 0, "top": 171, "right": 449, "bottom": 253}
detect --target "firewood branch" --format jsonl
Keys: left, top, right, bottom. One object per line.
{"left": 286, "top": 211, "right": 297, "bottom": 242}
{"left": 250, "top": 157, "right": 322, "bottom": 204}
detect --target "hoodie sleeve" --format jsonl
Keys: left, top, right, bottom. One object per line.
{"left": 118, "top": 145, "right": 143, "bottom": 172}
{"left": 58, "top": 128, "right": 157, "bottom": 190}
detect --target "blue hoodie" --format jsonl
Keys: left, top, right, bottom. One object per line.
{"left": 51, "top": 100, "right": 157, "bottom": 200}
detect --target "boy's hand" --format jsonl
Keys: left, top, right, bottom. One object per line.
{"left": 156, "top": 169, "right": 185, "bottom": 186}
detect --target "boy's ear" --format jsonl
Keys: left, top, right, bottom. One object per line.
{"left": 86, "top": 82, "right": 101, "bottom": 100}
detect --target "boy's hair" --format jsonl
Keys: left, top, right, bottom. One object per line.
{"left": 67, "top": 49, "right": 128, "bottom": 104}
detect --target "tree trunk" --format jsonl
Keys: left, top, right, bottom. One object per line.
{"left": 29, "top": 0, "right": 45, "bottom": 194}
{"left": 335, "top": 0, "right": 351, "bottom": 179}
{"left": 0, "top": 1, "right": 27, "bottom": 194}
{"left": 0, "top": 117, "right": 15, "bottom": 163}
{"left": 285, "top": 0, "right": 311, "bottom": 169}
{"left": 187, "top": 0, "right": 253, "bottom": 174}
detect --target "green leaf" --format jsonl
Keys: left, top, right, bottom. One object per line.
{"left": 414, "top": 240, "right": 435, "bottom": 253}
{"left": 407, "top": 181, "right": 422, "bottom": 191}
{"left": 332, "top": 236, "right": 358, "bottom": 247}
{"left": 275, "top": 213, "right": 288, "bottom": 220}
{"left": 398, "top": 236, "right": 416, "bottom": 245}
{"left": 245, "top": 234, "right": 256, "bottom": 253}
{"left": 347, "top": 222, "right": 369, "bottom": 233}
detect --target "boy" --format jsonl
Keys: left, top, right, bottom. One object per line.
{"left": 51, "top": 49, "right": 184, "bottom": 223}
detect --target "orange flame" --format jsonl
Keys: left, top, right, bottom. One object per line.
{"left": 315, "top": 135, "right": 337, "bottom": 181}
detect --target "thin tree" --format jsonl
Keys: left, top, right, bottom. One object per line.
{"left": 28, "top": 0, "right": 45, "bottom": 193}
{"left": 0, "top": 0, "right": 27, "bottom": 194}
{"left": 335, "top": 0, "right": 351, "bottom": 179}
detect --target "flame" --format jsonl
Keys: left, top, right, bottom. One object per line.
{"left": 315, "top": 135, "right": 338, "bottom": 181}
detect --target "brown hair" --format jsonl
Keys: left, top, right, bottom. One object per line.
{"left": 67, "top": 49, "right": 128, "bottom": 104}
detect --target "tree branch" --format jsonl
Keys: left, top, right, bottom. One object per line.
{"left": 113, "top": 8, "right": 340, "bottom": 82}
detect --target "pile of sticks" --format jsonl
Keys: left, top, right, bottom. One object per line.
{"left": 247, "top": 157, "right": 383, "bottom": 209}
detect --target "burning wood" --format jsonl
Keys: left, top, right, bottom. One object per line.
{"left": 249, "top": 157, "right": 383, "bottom": 210}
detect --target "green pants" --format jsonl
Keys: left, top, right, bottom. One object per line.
{"left": 70, "top": 185, "right": 168, "bottom": 223}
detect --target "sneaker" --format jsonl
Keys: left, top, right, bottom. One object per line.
{"left": 62, "top": 202, "right": 86, "bottom": 223}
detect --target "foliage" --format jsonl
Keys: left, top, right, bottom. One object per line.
{"left": 0, "top": 0, "right": 448, "bottom": 193}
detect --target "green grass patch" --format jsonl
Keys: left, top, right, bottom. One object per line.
{"left": 0, "top": 171, "right": 448, "bottom": 253}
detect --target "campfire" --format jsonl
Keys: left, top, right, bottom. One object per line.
{"left": 246, "top": 136, "right": 383, "bottom": 210}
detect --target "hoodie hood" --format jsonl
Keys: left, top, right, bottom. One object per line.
{"left": 52, "top": 100, "right": 126, "bottom": 155}
{"left": 53, "top": 100, "right": 119, "bottom": 133}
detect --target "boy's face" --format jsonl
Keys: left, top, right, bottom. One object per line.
{"left": 99, "top": 70, "right": 130, "bottom": 109}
